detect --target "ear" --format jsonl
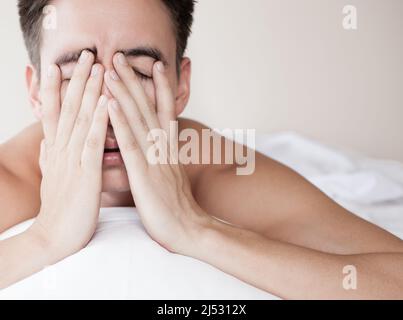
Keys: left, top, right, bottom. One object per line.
{"left": 175, "top": 57, "right": 191, "bottom": 116}
{"left": 26, "top": 64, "right": 42, "bottom": 120}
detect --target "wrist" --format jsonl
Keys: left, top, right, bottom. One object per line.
{"left": 180, "top": 207, "right": 221, "bottom": 258}
{"left": 27, "top": 222, "right": 64, "bottom": 266}
{"left": 0, "top": 227, "right": 57, "bottom": 290}
{"left": 24, "top": 224, "right": 55, "bottom": 268}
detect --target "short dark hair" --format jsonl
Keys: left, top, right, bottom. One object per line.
{"left": 18, "top": 0, "right": 195, "bottom": 74}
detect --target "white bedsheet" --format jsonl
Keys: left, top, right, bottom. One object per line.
{"left": 1, "top": 132, "right": 402, "bottom": 300}
{"left": 253, "top": 132, "right": 403, "bottom": 239}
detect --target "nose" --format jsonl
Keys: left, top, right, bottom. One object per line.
{"left": 101, "top": 69, "right": 115, "bottom": 127}
{"left": 97, "top": 54, "right": 114, "bottom": 98}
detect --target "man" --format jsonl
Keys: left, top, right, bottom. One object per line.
{"left": 0, "top": 0, "right": 402, "bottom": 298}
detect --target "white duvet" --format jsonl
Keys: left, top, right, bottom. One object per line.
{"left": 1, "top": 132, "right": 402, "bottom": 300}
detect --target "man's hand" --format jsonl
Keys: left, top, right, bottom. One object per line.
{"left": 30, "top": 50, "right": 108, "bottom": 264}
{"left": 104, "top": 53, "right": 211, "bottom": 254}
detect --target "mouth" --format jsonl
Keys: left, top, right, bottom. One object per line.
{"left": 103, "top": 135, "right": 124, "bottom": 166}
{"left": 104, "top": 147, "right": 120, "bottom": 154}
{"left": 104, "top": 132, "right": 120, "bottom": 153}
{"left": 103, "top": 148, "right": 123, "bottom": 166}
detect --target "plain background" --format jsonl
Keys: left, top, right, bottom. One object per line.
{"left": 0, "top": 0, "right": 402, "bottom": 161}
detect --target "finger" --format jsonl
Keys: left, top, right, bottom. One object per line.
{"left": 55, "top": 50, "right": 95, "bottom": 148}
{"left": 69, "top": 64, "right": 105, "bottom": 151}
{"left": 39, "top": 139, "right": 47, "bottom": 173}
{"left": 107, "top": 99, "right": 148, "bottom": 176}
{"left": 40, "top": 64, "right": 61, "bottom": 146}
{"left": 153, "top": 61, "right": 176, "bottom": 134}
{"left": 81, "top": 98, "right": 109, "bottom": 171}
{"left": 104, "top": 70, "right": 153, "bottom": 154}
{"left": 152, "top": 61, "right": 179, "bottom": 163}
{"left": 112, "top": 53, "right": 160, "bottom": 130}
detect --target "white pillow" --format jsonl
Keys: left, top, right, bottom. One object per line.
{"left": 0, "top": 207, "right": 276, "bottom": 300}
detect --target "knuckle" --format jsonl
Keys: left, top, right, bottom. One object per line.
{"left": 61, "top": 100, "right": 75, "bottom": 115}
{"left": 75, "top": 113, "right": 91, "bottom": 127}
{"left": 147, "top": 104, "right": 157, "bottom": 116}
{"left": 54, "top": 143, "right": 68, "bottom": 155}
{"left": 122, "top": 139, "right": 139, "bottom": 152}
{"left": 86, "top": 137, "right": 100, "bottom": 149}
{"left": 42, "top": 83, "right": 57, "bottom": 95}
{"left": 143, "top": 107, "right": 156, "bottom": 124}
{"left": 116, "top": 112, "right": 129, "bottom": 126}
{"left": 137, "top": 115, "right": 149, "bottom": 131}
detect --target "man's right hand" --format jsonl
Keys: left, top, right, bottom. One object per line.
{"left": 29, "top": 50, "right": 108, "bottom": 264}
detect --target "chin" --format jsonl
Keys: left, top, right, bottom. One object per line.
{"left": 101, "top": 165, "right": 131, "bottom": 193}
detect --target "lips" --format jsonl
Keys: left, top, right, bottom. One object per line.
{"left": 104, "top": 129, "right": 120, "bottom": 153}
{"left": 102, "top": 127, "right": 124, "bottom": 166}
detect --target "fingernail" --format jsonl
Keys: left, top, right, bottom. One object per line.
{"left": 47, "top": 65, "right": 56, "bottom": 78}
{"left": 78, "top": 50, "right": 89, "bottom": 64}
{"left": 91, "top": 64, "right": 100, "bottom": 77}
{"left": 156, "top": 61, "right": 165, "bottom": 73}
{"left": 109, "top": 70, "right": 120, "bottom": 81}
{"left": 117, "top": 53, "right": 128, "bottom": 66}
{"left": 98, "top": 95, "right": 107, "bottom": 107}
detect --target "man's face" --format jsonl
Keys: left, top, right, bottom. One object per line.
{"left": 37, "top": 0, "right": 187, "bottom": 193}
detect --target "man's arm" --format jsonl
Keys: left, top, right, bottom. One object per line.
{"left": 0, "top": 226, "right": 51, "bottom": 289}
{"left": 189, "top": 219, "right": 403, "bottom": 299}
{"left": 0, "top": 124, "right": 42, "bottom": 233}
{"left": 181, "top": 119, "right": 403, "bottom": 255}
{"left": 103, "top": 55, "right": 403, "bottom": 299}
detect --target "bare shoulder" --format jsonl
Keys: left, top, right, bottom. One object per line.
{"left": 178, "top": 117, "right": 209, "bottom": 131}
{"left": 177, "top": 117, "right": 209, "bottom": 179}
{"left": 177, "top": 117, "right": 235, "bottom": 182}
{"left": 178, "top": 119, "right": 403, "bottom": 254}
{"left": 0, "top": 122, "right": 43, "bottom": 232}
{"left": 177, "top": 116, "right": 273, "bottom": 173}
{"left": 1, "top": 122, "right": 43, "bottom": 179}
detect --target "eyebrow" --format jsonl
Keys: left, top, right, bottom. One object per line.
{"left": 121, "top": 47, "right": 166, "bottom": 64}
{"left": 54, "top": 46, "right": 166, "bottom": 67}
{"left": 55, "top": 47, "right": 97, "bottom": 66}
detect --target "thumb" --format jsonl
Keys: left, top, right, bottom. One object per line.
{"left": 39, "top": 139, "right": 47, "bottom": 173}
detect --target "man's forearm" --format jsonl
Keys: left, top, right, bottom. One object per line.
{"left": 188, "top": 218, "right": 403, "bottom": 299}
{"left": 0, "top": 227, "right": 50, "bottom": 289}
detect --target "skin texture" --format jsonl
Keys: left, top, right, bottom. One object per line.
{"left": 1, "top": 0, "right": 403, "bottom": 298}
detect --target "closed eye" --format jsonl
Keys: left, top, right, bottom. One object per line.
{"left": 62, "top": 69, "right": 152, "bottom": 83}
{"left": 132, "top": 67, "right": 153, "bottom": 81}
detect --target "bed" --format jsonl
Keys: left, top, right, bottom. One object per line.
{"left": 1, "top": 132, "right": 402, "bottom": 299}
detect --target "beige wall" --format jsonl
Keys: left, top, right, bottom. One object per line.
{"left": 184, "top": 0, "right": 403, "bottom": 161}
{"left": 1, "top": 0, "right": 402, "bottom": 161}
{"left": 0, "top": 1, "right": 33, "bottom": 140}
